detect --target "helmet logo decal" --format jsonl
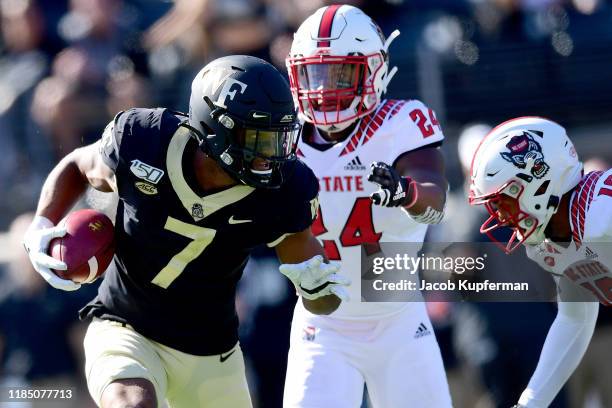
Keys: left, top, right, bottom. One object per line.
{"left": 202, "top": 67, "right": 232, "bottom": 95}
{"left": 251, "top": 112, "right": 269, "bottom": 120}
{"left": 215, "top": 77, "right": 248, "bottom": 109}
{"left": 500, "top": 131, "right": 550, "bottom": 179}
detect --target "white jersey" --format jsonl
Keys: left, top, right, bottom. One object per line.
{"left": 526, "top": 169, "right": 612, "bottom": 304}
{"left": 297, "top": 99, "right": 444, "bottom": 318}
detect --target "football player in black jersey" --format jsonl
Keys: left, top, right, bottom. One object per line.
{"left": 22, "top": 55, "right": 350, "bottom": 408}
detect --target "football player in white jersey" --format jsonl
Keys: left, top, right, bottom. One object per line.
{"left": 283, "top": 5, "right": 452, "bottom": 407}
{"left": 469, "top": 116, "right": 612, "bottom": 407}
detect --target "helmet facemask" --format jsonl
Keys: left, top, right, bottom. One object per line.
{"left": 190, "top": 98, "right": 300, "bottom": 189}
{"left": 287, "top": 53, "right": 384, "bottom": 132}
{"left": 228, "top": 122, "right": 301, "bottom": 188}
{"left": 470, "top": 181, "right": 542, "bottom": 253}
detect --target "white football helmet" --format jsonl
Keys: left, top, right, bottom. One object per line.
{"left": 286, "top": 4, "right": 399, "bottom": 133}
{"left": 469, "top": 117, "right": 583, "bottom": 253}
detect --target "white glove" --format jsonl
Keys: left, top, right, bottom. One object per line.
{"left": 23, "top": 216, "right": 81, "bottom": 291}
{"left": 279, "top": 255, "right": 350, "bottom": 301}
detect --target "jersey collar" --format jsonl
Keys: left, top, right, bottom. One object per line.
{"left": 166, "top": 127, "right": 255, "bottom": 222}
{"left": 298, "top": 100, "right": 389, "bottom": 160}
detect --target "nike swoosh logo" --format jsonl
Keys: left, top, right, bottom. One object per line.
{"left": 252, "top": 113, "right": 268, "bottom": 118}
{"left": 220, "top": 349, "right": 236, "bottom": 363}
{"left": 228, "top": 216, "right": 252, "bottom": 224}
{"left": 486, "top": 170, "right": 501, "bottom": 177}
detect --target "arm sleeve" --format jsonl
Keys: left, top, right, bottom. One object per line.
{"left": 518, "top": 300, "right": 598, "bottom": 407}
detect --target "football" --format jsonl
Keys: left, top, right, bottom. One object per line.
{"left": 49, "top": 209, "right": 115, "bottom": 283}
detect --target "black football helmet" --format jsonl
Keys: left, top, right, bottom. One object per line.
{"left": 188, "top": 55, "right": 300, "bottom": 189}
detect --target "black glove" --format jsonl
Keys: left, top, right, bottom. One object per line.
{"left": 367, "top": 162, "right": 415, "bottom": 208}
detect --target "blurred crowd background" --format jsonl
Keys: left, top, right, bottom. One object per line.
{"left": 0, "top": 0, "right": 611, "bottom": 407}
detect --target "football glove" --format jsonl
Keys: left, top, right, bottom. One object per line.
{"left": 23, "top": 216, "right": 81, "bottom": 291}
{"left": 279, "top": 255, "right": 350, "bottom": 301}
{"left": 368, "top": 162, "right": 416, "bottom": 208}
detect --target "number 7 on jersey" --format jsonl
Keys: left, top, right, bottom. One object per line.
{"left": 151, "top": 217, "right": 216, "bottom": 288}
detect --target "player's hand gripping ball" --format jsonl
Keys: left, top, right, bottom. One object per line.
{"left": 49, "top": 209, "right": 115, "bottom": 284}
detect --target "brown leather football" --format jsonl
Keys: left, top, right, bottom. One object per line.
{"left": 49, "top": 209, "right": 115, "bottom": 283}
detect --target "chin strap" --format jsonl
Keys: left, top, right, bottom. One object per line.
{"left": 180, "top": 122, "right": 210, "bottom": 155}
{"left": 381, "top": 29, "right": 400, "bottom": 93}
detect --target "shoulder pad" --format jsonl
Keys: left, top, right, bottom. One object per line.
{"left": 385, "top": 99, "right": 445, "bottom": 154}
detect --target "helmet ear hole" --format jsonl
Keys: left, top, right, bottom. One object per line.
{"left": 534, "top": 180, "right": 550, "bottom": 196}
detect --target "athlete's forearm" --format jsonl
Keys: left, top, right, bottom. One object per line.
{"left": 518, "top": 301, "right": 598, "bottom": 407}
{"left": 36, "top": 152, "right": 90, "bottom": 224}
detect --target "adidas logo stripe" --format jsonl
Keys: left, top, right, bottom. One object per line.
{"left": 414, "top": 322, "right": 432, "bottom": 339}
{"left": 344, "top": 156, "right": 366, "bottom": 170}
{"left": 585, "top": 247, "right": 598, "bottom": 259}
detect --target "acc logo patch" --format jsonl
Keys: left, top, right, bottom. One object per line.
{"left": 500, "top": 131, "right": 550, "bottom": 179}
{"left": 280, "top": 114, "right": 295, "bottom": 123}
{"left": 135, "top": 181, "right": 158, "bottom": 195}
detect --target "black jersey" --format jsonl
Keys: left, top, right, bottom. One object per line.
{"left": 80, "top": 108, "right": 318, "bottom": 355}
